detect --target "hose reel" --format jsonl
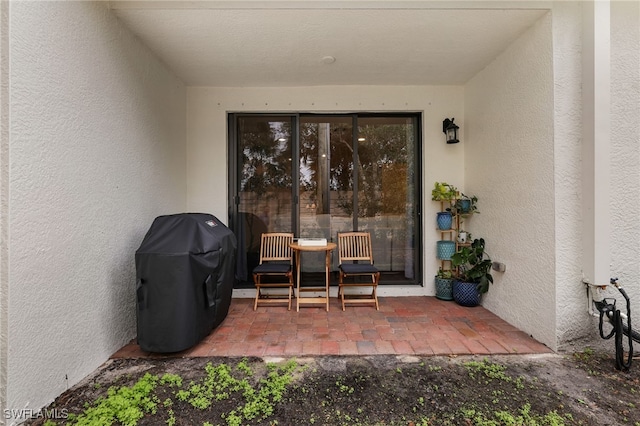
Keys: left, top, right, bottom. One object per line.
{"left": 594, "top": 278, "right": 638, "bottom": 371}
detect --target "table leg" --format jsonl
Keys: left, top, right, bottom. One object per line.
{"left": 294, "top": 246, "right": 333, "bottom": 311}
{"left": 295, "top": 250, "right": 301, "bottom": 312}
{"left": 325, "top": 250, "right": 330, "bottom": 311}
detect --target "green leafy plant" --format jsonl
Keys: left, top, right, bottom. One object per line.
{"left": 431, "top": 182, "right": 458, "bottom": 201}
{"left": 67, "top": 373, "right": 159, "bottom": 426}
{"left": 435, "top": 268, "right": 453, "bottom": 279}
{"left": 461, "top": 403, "right": 567, "bottom": 426}
{"left": 453, "top": 193, "right": 479, "bottom": 216}
{"left": 160, "top": 373, "right": 183, "bottom": 388}
{"left": 451, "top": 238, "right": 493, "bottom": 294}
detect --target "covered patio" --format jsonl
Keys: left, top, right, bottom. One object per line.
{"left": 5, "top": 1, "right": 639, "bottom": 419}
{"left": 112, "top": 297, "right": 550, "bottom": 359}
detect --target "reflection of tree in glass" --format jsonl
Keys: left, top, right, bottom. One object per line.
{"left": 299, "top": 123, "right": 318, "bottom": 193}
{"left": 240, "top": 120, "right": 292, "bottom": 197}
{"left": 351, "top": 124, "right": 412, "bottom": 217}
{"left": 299, "top": 122, "right": 354, "bottom": 215}
{"left": 359, "top": 124, "right": 412, "bottom": 217}
{"left": 240, "top": 119, "right": 413, "bottom": 219}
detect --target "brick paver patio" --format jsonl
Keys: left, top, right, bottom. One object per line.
{"left": 112, "top": 296, "right": 551, "bottom": 359}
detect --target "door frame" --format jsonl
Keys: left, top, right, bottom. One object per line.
{"left": 228, "top": 112, "right": 423, "bottom": 288}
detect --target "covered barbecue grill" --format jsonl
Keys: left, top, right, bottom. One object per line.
{"left": 135, "top": 213, "right": 237, "bottom": 353}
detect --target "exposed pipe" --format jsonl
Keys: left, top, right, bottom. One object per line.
{"left": 592, "top": 278, "right": 638, "bottom": 371}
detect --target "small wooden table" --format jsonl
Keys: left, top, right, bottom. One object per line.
{"left": 289, "top": 242, "right": 337, "bottom": 311}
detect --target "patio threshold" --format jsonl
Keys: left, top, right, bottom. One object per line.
{"left": 111, "top": 297, "right": 551, "bottom": 359}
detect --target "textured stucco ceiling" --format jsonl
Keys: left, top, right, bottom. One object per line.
{"left": 110, "top": 1, "right": 549, "bottom": 87}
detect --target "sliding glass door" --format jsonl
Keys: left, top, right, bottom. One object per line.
{"left": 229, "top": 113, "right": 421, "bottom": 287}
{"left": 353, "top": 116, "right": 418, "bottom": 279}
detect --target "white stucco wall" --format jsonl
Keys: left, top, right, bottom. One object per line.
{"left": 609, "top": 0, "right": 640, "bottom": 332}
{"left": 552, "top": 1, "right": 640, "bottom": 352}
{"left": 551, "top": 2, "right": 588, "bottom": 350}
{"left": 464, "top": 13, "right": 556, "bottom": 349}
{"left": 0, "top": 0, "right": 9, "bottom": 420}
{"left": 6, "top": 1, "right": 186, "bottom": 418}
{"left": 186, "top": 85, "right": 464, "bottom": 296}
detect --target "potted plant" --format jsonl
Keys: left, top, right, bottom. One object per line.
{"left": 431, "top": 181, "right": 458, "bottom": 202}
{"left": 432, "top": 182, "right": 458, "bottom": 230}
{"left": 454, "top": 193, "right": 479, "bottom": 216}
{"left": 450, "top": 238, "right": 493, "bottom": 307}
{"left": 457, "top": 230, "right": 471, "bottom": 244}
{"left": 434, "top": 268, "right": 454, "bottom": 301}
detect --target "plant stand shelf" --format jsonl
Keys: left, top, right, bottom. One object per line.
{"left": 434, "top": 195, "right": 476, "bottom": 300}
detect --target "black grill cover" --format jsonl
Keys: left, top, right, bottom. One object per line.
{"left": 135, "top": 213, "right": 237, "bottom": 353}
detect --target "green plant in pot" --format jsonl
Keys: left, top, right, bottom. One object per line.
{"left": 450, "top": 238, "right": 493, "bottom": 306}
{"left": 453, "top": 193, "right": 479, "bottom": 216}
{"left": 432, "top": 182, "right": 458, "bottom": 230}
{"left": 434, "top": 268, "right": 454, "bottom": 301}
{"left": 431, "top": 182, "right": 458, "bottom": 202}
{"left": 457, "top": 230, "right": 471, "bottom": 244}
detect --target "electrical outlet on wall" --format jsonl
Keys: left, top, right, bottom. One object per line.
{"left": 492, "top": 262, "right": 506, "bottom": 272}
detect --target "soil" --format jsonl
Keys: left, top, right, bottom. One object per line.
{"left": 27, "top": 349, "right": 640, "bottom": 426}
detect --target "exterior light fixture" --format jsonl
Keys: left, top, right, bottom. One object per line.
{"left": 442, "top": 118, "right": 459, "bottom": 144}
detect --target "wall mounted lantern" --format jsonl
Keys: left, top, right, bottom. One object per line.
{"left": 442, "top": 118, "right": 459, "bottom": 144}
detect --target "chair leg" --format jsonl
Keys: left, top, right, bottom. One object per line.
{"left": 339, "top": 272, "right": 379, "bottom": 310}
{"left": 339, "top": 272, "right": 346, "bottom": 311}
{"left": 253, "top": 274, "right": 260, "bottom": 311}
{"left": 287, "top": 272, "right": 293, "bottom": 311}
{"left": 371, "top": 286, "right": 379, "bottom": 310}
{"left": 373, "top": 272, "right": 380, "bottom": 310}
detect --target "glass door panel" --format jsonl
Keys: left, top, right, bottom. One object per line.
{"left": 299, "top": 116, "right": 353, "bottom": 272}
{"left": 235, "top": 116, "right": 293, "bottom": 282}
{"left": 357, "top": 117, "right": 416, "bottom": 280}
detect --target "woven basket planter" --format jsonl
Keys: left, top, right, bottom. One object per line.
{"left": 452, "top": 280, "right": 482, "bottom": 307}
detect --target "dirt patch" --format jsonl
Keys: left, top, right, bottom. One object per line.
{"left": 26, "top": 350, "right": 639, "bottom": 425}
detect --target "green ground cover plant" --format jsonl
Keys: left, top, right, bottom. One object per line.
{"left": 32, "top": 351, "right": 639, "bottom": 426}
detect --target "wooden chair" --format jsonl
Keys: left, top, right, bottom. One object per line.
{"left": 337, "top": 232, "right": 380, "bottom": 311}
{"left": 253, "top": 232, "right": 294, "bottom": 310}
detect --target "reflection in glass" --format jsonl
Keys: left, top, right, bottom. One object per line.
{"left": 299, "top": 117, "right": 353, "bottom": 272}
{"left": 232, "top": 114, "right": 419, "bottom": 286}
{"left": 236, "top": 116, "right": 293, "bottom": 281}
{"left": 357, "top": 117, "right": 415, "bottom": 279}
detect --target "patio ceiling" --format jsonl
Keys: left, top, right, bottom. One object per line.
{"left": 110, "top": 1, "right": 549, "bottom": 87}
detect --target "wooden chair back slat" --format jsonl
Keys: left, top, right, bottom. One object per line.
{"left": 259, "top": 233, "right": 293, "bottom": 264}
{"left": 338, "top": 232, "right": 374, "bottom": 264}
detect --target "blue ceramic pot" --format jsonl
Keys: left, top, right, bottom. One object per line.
{"left": 436, "top": 240, "right": 456, "bottom": 260}
{"left": 457, "top": 199, "right": 471, "bottom": 214}
{"left": 452, "top": 280, "right": 482, "bottom": 307}
{"left": 436, "top": 211, "right": 453, "bottom": 230}
{"left": 435, "top": 277, "right": 454, "bottom": 300}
